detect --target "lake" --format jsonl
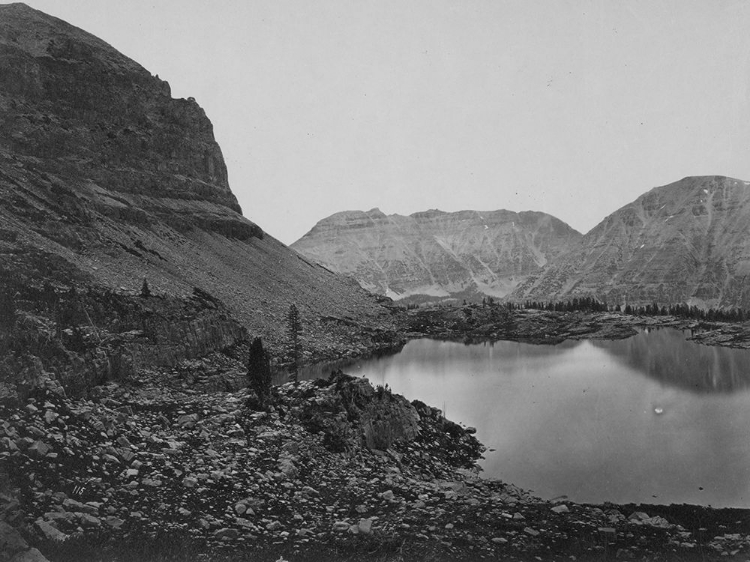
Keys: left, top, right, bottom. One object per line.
{"left": 300, "top": 328, "right": 750, "bottom": 508}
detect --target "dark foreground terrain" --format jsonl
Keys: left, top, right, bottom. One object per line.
{"left": 2, "top": 291, "right": 750, "bottom": 562}
{"left": 2, "top": 362, "right": 749, "bottom": 562}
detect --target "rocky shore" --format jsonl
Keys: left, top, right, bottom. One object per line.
{"left": 2, "top": 300, "right": 750, "bottom": 562}
{"left": 402, "top": 304, "right": 750, "bottom": 350}
{"left": 2, "top": 366, "right": 749, "bottom": 562}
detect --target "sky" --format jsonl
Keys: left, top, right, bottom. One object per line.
{"left": 9, "top": 0, "right": 750, "bottom": 244}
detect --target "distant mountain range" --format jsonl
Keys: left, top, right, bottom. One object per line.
{"left": 291, "top": 208, "right": 581, "bottom": 300}
{"left": 292, "top": 176, "right": 750, "bottom": 309}
{"left": 512, "top": 176, "right": 750, "bottom": 309}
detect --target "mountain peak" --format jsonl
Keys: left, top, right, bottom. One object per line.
{"left": 0, "top": 5, "right": 245, "bottom": 214}
{"left": 410, "top": 209, "right": 447, "bottom": 219}
{"left": 292, "top": 208, "right": 581, "bottom": 300}
{"left": 513, "top": 175, "right": 750, "bottom": 308}
{"left": 0, "top": 3, "right": 141, "bottom": 72}
{"left": 665, "top": 175, "right": 746, "bottom": 190}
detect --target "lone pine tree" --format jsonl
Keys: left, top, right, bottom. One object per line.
{"left": 140, "top": 278, "right": 151, "bottom": 298}
{"left": 247, "top": 337, "right": 272, "bottom": 407}
{"left": 287, "top": 304, "right": 302, "bottom": 384}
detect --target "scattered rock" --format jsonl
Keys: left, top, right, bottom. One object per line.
{"left": 492, "top": 537, "right": 508, "bottom": 544}
{"left": 182, "top": 477, "right": 198, "bottom": 488}
{"left": 358, "top": 518, "right": 373, "bottom": 535}
{"left": 78, "top": 514, "right": 102, "bottom": 528}
{"left": 34, "top": 520, "right": 67, "bottom": 542}
{"left": 381, "top": 490, "right": 395, "bottom": 501}
{"left": 0, "top": 521, "right": 29, "bottom": 557}
{"left": 213, "top": 528, "right": 239, "bottom": 541}
{"left": 9, "top": 547, "right": 50, "bottom": 562}
{"left": 0, "top": 368, "right": 742, "bottom": 562}
{"left": 333, "top": 521, "right": 350, "bottom": 533}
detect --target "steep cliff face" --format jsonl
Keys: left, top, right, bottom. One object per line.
{"left": 292, "top": 208, "right": 581, "bottom": 300}
{"left": 513, "top": 176, "right": 750, "bottom": 308}
{"left": 0, "top": 3, "right": 243, "bottom": 232}
{"left": 0, "top": 3, "right": 397, "bottom": 392}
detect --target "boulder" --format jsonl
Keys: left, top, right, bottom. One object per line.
{"left": 9, "top": 548, "right": 50, "bottom": 562}
{"left": 332, "top": 521, "right": 350, "bottom": 532}
{"left": 278, "top": 458, "right": 298, "bottom": 480}
{"left": 358, "top": 518, "right": 373, "bottom": 535}
{"left": 78, "top": 514, "right": 101, "bottom": 528}
{"left": 492, "top": 537, "right": 508, "bottom": 544}
{"left": 34, "top": 520, "right": 67, "bottom": 542}
{"left": 0, "top": 521, "right": 28, "bottom": 559}
{"left": 27, "top": 441, "right": 50, "bottom": 458}
{"left": 213, "top": 528, "right": 239, "bottom": 540}
{"left": 176, "top": 414, "right": 199, "bottom": 428}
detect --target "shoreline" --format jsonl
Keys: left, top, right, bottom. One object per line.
{"left": 301, "top": 306, "right": 750, "bottom": 382}
{"left": 294, "top": 308, "right": 750, "bottom": 509}
{"left": 399, "top": 305, "right": 750, "bottom": 349}
{"left": 3, "top": 308, "right": 750, "bottom": 561}
{"left": 3, "top": 372, "right": 749, "bottom": 562}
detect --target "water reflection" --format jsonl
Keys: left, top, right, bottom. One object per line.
{"left": 278, "top": 357, "right": 355, "bottom": 385}
{"left": 590, "top": 328, "right": 750, "bottom": 393}
{"left": 301, "top": 331, "right": 750, "bottom": 508}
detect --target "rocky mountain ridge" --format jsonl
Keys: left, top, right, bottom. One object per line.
{"left": 291, "top": 208, "right": 582, "bottom": 301}
{"left": 0, "top": 2, "right": 401, "bottom": 382}
{"left": 512, "top": 176, "right": 750, "bottom": 309}
{"left": 295, "top": 175, "right": 750, "bottom": 309}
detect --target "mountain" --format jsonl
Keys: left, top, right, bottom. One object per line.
{"left": 0, "top": 3, "right": 399, "bottom": 380}
{"left": 291, "top": 208, "right": 582, "bottom": 301}
{"left": 512, "top": 176, "right": 750, "bottom": 309}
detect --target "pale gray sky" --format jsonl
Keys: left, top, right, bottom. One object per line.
{"left": 10, "top": 0, "right": 750, "bottom": 244}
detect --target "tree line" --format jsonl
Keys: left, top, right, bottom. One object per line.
{"left": 521, "top": 297, "right": 747, "bottom": 322}
{"left": 522, "top": 296, "right": 608, "bottom": 312}
{"left": 616, "top": 301, "right": 747, "bottom": 322}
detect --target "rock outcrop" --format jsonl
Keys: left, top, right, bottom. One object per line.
{"left": 290, "top": 371, "right": 421, "bottom": 452}
{"left": 0, "top": 284, "right": 249, "bottom": 404}
{"left": 512, "top": 176, "right": 750, "bottom": 309}
{"left": 0, "top": 2, "right": 400, "bottom": 387}
{"left": 0, "top": 2, "right": 241, "bottom": 233}
{"left": 292, "top": 208, "right": 581, "bottom": 301}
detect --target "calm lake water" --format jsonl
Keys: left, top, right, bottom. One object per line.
{"left": 300, "top": 328, "right": 750, "bottom": 508}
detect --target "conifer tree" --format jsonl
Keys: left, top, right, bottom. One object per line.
{"left": 140, "top": 278, "right": 151, "bottom": 298}
{"left": 247, "top": 337, "right": 272, "bottom": 407}
{"left": 287, "top": 304, "right": 302, "bottom": 384}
